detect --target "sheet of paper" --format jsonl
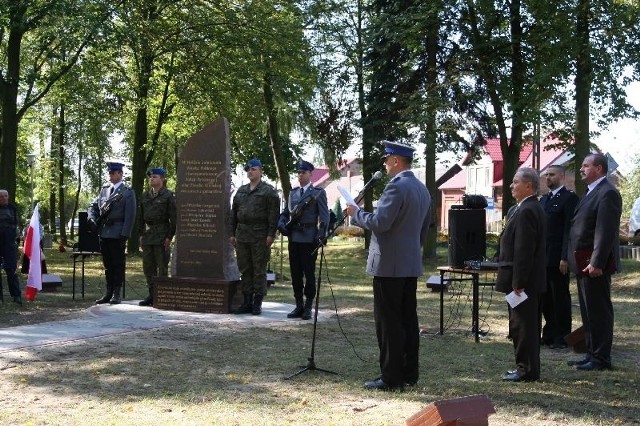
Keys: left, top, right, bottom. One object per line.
{"left": 337, "top": 185, "right": 357, "bottom": 207}
{"left": 506, "top": 290, "right": 528, "bottom": 308}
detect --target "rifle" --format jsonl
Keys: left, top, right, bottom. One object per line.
{"left": 89, "top": 192, "right": 123, "bottom": 233}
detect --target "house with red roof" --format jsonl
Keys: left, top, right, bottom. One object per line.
{"left": 438, "top": 136, "right": 578, "bottom": 230}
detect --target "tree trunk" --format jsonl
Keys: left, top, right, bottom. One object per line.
{"left": 0, "top": 26, "right": 24, "bottom": 204}
{"left": 57, "top": 105, "right": 68, "bottom": 243}
{"left": 262, "top": 59, "right": 291, "bottom": 200}
{"left": 574, "top": 0, "right": 591, "bottom": 195}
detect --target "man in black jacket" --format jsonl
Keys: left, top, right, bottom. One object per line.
{"left": 540, "top": 165, "right": 579, "bottom": 349}
{"left": 0, "top": 190, "right": 22, "bottom": 305}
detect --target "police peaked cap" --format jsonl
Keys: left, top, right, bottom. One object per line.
{"left": 106, "top": 162, "right": 125, "bottom": 172}
{"left": 295, "top": 160, "right": 314, "bottom": 172}
{"left": 382, "top": 140, "right": 415, "bottom": 158}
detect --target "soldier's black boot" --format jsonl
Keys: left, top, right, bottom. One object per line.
{"left": 302, "top": 298, "right": 314, "bottom": 320}
{"left": 287, "top": 296, "right": 304, "bottom": 318}
{"left": 139, "top": 286, "right": 153, "bottom": 306}
{"left": 252, "top": 294, "right": 264, "bottom": 315}
{"left": 233, "top": 293, "right": 253, "bottom": 314}
{"left": 109, "top": 286, "right": 122, "bottom": 304}
{"left": 95, "top": 285, "right": 113, "bottom": 304}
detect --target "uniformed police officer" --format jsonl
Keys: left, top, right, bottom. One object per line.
{"left": 0, "top": 189, "right": 22, "bottom": 305}
{"left": 88, "top": 162, "right": 137, "bottom": 305}
{"left": 138, "top": 168, "right": 177, "bottom": 307}
{"left": 229, "top": 159, "right": 280, "bottom": 315}
{"left": 277, "top": 160, "right": 329, "bottom": 320}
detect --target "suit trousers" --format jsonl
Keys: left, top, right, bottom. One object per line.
{"left": 100, "top": 237, "right": 127, "bottom": 290}
{"left": 577, "top": 274, "right": 614, "bottom": 365}
{"left": 288, "top": 241, "right": 317, "bottom": 301}
{"left": 510, "top": 291, "right": 541, "bottom": 380}
{"left": 541, "top": 267, "right": 572, "bottom": 344}
{"left": 372, "top": 276, "right": 419, "bottom": 386}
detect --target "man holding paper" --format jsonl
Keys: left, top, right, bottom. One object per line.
{"left": 496, "top": 167, "right": 547, "bottom": 382}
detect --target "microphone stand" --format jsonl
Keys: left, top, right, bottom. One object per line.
{"left": 285, "top": 211, "right": 351, "bottom": 380}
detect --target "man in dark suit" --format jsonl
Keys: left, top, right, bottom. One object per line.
{"left": 277, "top": 160, "right": 329, "bottom": 320}
{"left": 346, "top": 140, "right": 430, "bottom": 391}
{"left": 540, "top": 165, "right": 579, "bottom": 349}
{"left": 88, "top": 162, "right": 137, "bottom": 305}
{"left": 496, "top": 167, "right": 546, "bottom": 382}
{"left": 567, "top": 153, "right": 621, "bottom": 371}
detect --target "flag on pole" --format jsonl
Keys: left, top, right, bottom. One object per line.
{"left": 23, "top": 204, "right": 42, "bottom": 302}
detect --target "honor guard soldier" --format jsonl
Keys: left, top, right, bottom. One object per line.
{"left": 0, "top": 190, "right": 22, "bottom": 305}
{"left": 138, "top": 168, "right": 176, "bottom": 307}
{"left": 277, "top": 160, "right": 329, "bottom": 320}
{"left": 229, "top": 159, "right": 280, "bottom": 315}
{"left": 88, "top": 162, "right": 137, "bottom": 305}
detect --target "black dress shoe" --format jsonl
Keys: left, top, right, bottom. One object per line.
{"left": 95, "top": 295, "right": 111, "bottom": 304}
{"left": 363, "top": 378, "right": 403, "bottom": 391}
{"left": 551, "top": 342, "right": 568, "bottom": 349}
{"left": 505, "top": 368, "right": 518, "bottom": 375}
{"left": 13, "top": 296, "right": 22, "bottom": 306}
{"left": 576, "top": 361, "right": 611, "bottom": 371}
{"left": 301, "top": 306, "right": 312, "bottom": 320}
{"left": 502, "top": 371, "right": 537, "bottom": 382}
{"left": 567, "top": 358, "right": 590, "bottom": 366}
{"left": 139, "top": 296, "right": 153, "bottom": 306}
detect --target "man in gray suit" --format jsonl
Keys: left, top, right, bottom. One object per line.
{"left": 496, "top": 167, "right": 547, "bottom": 382}
{"left": 346, "top": 140, "right": 430, "bottom": 391}
{"left": 277, "top": 160, "right": 329, "bottom": 320}
{"left": 567, "top": 153, "right": 621, "bottom": 371}
{"left": 88, "top": 162, "right": 137, "bottom": 305}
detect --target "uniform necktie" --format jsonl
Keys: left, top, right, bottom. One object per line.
{"left": 300, "top": 188, "right": 304, "bottom": 197}
{"left": 109, "top": 186, "right": 114, "bottom": 196}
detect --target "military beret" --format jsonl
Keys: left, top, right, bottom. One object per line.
{"left": 382, "top": 140, "right": 415, "bottom": 158}
{"left": 147, "top": 167, "right": 166, "bottom": 176}
{"left": 295, "top": 160, "right": 314, "bottom": 172}
{"left": 244, "top": 159, "right": 262, "bottom": 171}
{"left": 106, "top": 162, "right": 125, "bottom": 172}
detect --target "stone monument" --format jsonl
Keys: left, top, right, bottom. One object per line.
{"left": 154, "top": 117, "right": 241, "bottom": 313}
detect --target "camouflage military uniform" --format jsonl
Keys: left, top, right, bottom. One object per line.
{"left": 230, "top": 181, "right": 279, "bottom": 298}
{"left": 138, "top": 187, "right": 177, "bottom": 290}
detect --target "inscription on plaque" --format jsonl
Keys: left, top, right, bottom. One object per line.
{"left": 154, "top": 277, "right": 237, "bottom": 314}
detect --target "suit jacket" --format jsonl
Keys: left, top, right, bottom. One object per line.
{"left": 88, "top": 184, "right": 137, "bottom": 239}
{"left": 278, "top": 185, "right": 330, "bottom": 243}
{"left": 351, "top": 170, "right": 430, "bottom": 278}
{"left": 495, "top": 196, "right": 547, "bottom": 293}
{"left": 541, "top": 187, "right": 579, "bottom": 267}
{"left": 568, "top": 178, "right": 622, "bottom": 275}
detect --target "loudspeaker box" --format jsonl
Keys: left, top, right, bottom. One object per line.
{"left": 448, "top": 209, "right": 486, "bottom": 268}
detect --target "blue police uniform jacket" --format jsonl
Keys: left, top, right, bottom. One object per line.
{"left": 351, "top": 170, "right": 430, "bottom": 277}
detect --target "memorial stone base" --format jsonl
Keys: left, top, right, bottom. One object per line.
{"left": 154, "top": 277, "right": 241, "bottom": 313}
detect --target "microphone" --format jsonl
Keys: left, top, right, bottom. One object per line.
{"left": 354, "top": 171, "right": 384, "bottom": 205}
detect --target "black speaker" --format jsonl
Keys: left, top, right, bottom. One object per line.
{"left": 448, "top": 209, "right": 486, "bottom": 268}
{"left": 78, "top": 211, "right": 101, "bottom": 253}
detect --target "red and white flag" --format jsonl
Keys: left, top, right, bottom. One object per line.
{"left": 23, "top": 204, "right": 42, "bottom": 301}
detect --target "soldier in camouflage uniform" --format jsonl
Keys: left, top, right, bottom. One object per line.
{"left": 137, "top": 168, "right": 177, "bottom": 307}
{"left": 229, "top": 159, "right": 280, "bottom": 315}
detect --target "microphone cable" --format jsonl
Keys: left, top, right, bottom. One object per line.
{"left": 317, "top": 245, "right": 372, "bottom": 364}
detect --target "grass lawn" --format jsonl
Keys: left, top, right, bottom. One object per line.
{"left": 0, "top": 239, "right": 639, "bottom": 425}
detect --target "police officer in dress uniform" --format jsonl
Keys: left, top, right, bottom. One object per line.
{"left": 88, "top": 162, "right": 137, "bottom": 305}
{"left": 277, "top": 160, "right": 330, "bottom": 320}
{"left": 0, "top": 190, "right": 22, "bottom": 305}
{"left": 229, "top": 159, "right": 280, "bottom": 315}
{"left": 346, "top": 141, "right": 431, "bottom": 391}
{"left": 138, "top": 168, "right": 176, "bottom": 307}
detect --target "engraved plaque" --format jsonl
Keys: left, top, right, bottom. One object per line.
{"left": 154, "top": 277, "right": 238, "bottom": 314}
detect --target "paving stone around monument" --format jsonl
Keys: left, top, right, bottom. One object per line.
{"left": 0, "top": 301, "right": 327, "bottom": 353}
